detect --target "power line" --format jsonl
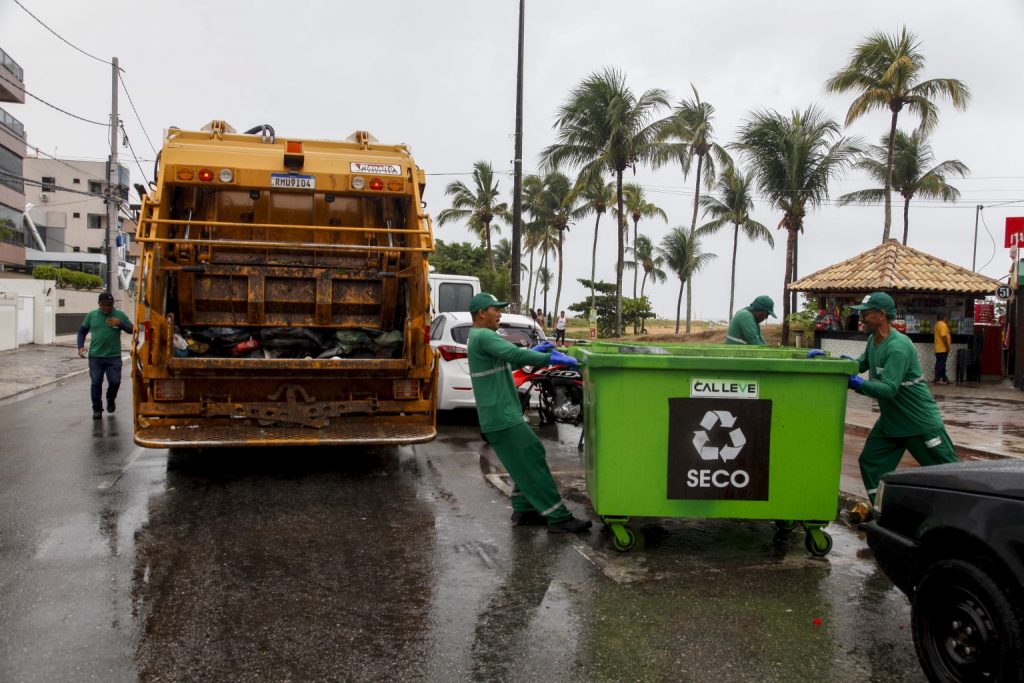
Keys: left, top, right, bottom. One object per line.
{"left": 0, "top": 169, "right": 103, "bottom": 197}
{"left": 11, "top": 0, "right": 114, "bottom": 67}
{"left": 9, "top": 130, "right": 109, "bottom": 182}
{"left": 118, "top": 73, "right": 157, "bottom": 156}
{"left": 119, "top": 122, "right": 151, "bottom": 187}
{"left": 0, "top": 72, "right": 108, "bottom": 127}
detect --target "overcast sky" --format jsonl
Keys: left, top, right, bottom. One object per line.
{"left": 2, "top": 0, "right": 1022, "bottom": 319}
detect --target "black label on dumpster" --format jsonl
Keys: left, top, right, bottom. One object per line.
{"left": 667, "top": 398, "right": 772, "bottom": 500}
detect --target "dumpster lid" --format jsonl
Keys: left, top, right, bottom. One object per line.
{"left": 573, "top": 344, "right": 858, "bottom": 375}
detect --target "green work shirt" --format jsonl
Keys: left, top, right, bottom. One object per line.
{"left": 81, "top": 308, "right": 131, "bottom": 357}
{"left": 468, "top": 327, "right": 552, "bottom": 433}
{"left": 725, "top": 307, "right": 765, "bottom": 346}
{"left": 854, "top": 328, "right": 944, "bottom": 437}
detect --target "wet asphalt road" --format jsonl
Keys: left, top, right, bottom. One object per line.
{"left": 1, "top": 372, "right": 927, "bottom": 682}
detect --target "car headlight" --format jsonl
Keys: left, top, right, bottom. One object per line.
{"left": 874, "top": 481, "right": 885, "bottom": 515}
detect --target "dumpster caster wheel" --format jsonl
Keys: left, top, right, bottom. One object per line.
{"left": 805, "top": 529, "right": 833, "bottom": 557}
{"left": 612, "top": 528, "right": 637, "bottom": 552}
{"left": 774, "top": 520, "right": 799, "bottom": 533}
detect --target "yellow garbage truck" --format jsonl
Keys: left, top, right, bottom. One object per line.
{"left": 131, "top": 121, "right": 437, "bottom": 447}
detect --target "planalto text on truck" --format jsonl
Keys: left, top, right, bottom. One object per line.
{"left": 131, "top": 121, "right": 437, "bottom": 448}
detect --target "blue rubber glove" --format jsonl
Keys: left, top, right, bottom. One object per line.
{"left": 549, "top": 350, "right": 578, "bottom": 366}
{"left": 531, "top": 341, "right": 555, "bottom": 353}
{"left": 848, "top": 374, "right": 865, "bottom": 391}
{"left": 806, "top": 349, "right": 825, "bottom": 359}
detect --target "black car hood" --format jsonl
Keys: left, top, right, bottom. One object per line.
{"left": 884, "top": 460, "right": 1024, "bottom": 500}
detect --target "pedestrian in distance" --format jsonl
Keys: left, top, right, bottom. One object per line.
{"left": 554, "top": 310, "right": 567, "bottom": 345}
{"left": 725, "top": 295, "right": 775, "bottom": 346}
{"left": 78, "top": 292, "right": 133, "bottom": 419}
{"left": 846, "top": 292, "right": 958, "bottom": 508}
{"left": 534, "top": 308, "right": 545, "bottom": 330}
{"left": 467, "top": 292, "right": 592, "bottom": 533}
{"left": 933, "top": 312, "right": 951, "bottom": 385}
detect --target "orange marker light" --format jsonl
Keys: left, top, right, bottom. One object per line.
{"left": 386, "top": 179, "right": 403, "bottom": 192}
{"left": 198, "top": 168, "right": 214, "bottom": 182}
{"left": 176, "top": 168, "right": 195, "bottom": 181}
{"left": 369, "top": 177, "right": 384, "bottom": 191}
{"left": 286, "top": 141, "right": 302, "bottom": 154}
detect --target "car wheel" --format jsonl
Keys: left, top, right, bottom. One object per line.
{"left": 911, "top": 558, "right": 1024, "bottom": 681}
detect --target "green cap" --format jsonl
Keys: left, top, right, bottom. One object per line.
{"left": 851, "top": 292, "right": 896, "bottom": 318}
{"left": 749, "top": 295, "right": 776, "bottom": 318}
{"left": 469, "top": 292, "right": 509, "bottom": 314}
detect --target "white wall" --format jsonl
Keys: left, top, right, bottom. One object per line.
{"left": 0, "top": 278, "right": 56, "bottom": 345}
{"left": 0, "top": 296, "right": 16, "bottom": 351}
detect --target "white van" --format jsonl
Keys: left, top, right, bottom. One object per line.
{"left": 428, "top": 273, "right": 480, "bottom": 315}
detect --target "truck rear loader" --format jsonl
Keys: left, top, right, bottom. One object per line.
{"left": 132, "top": 121, "right": 436, "bottom": 447}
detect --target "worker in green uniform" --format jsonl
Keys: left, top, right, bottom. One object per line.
{"left": 467, "top": 292, "right": 592, "bottom": 533}
{"left": 847, "top": 292, "right": 958, "bottom": 505}
{"left": 78, "top": 291, "right": 133, "bottom": 420}
{"left": 725, "top": 295, "right": 775, "bottom": 345}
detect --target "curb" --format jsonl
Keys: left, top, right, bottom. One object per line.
{"left": 0, "top": 352, "right": 132, "bottom": 407}
{"left": 843, "top": 423, "right": 1008, "bottom": 462}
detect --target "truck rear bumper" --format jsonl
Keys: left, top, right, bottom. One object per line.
{"left": 134, "top": 415, "right": 436, "bottom": 448}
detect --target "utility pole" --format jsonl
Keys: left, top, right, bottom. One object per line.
{"left": 106, "top": 56, "right": 120, "bottom": 303}
{"left": 509, "top": 0, "right": 525, "bottom": 313}
{"left": 972, "top": 204, "right": 982, "bottom": 271}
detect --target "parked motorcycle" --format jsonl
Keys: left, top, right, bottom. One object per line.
{"left": 513, "top": 354, "right": 585, "bottom": 450}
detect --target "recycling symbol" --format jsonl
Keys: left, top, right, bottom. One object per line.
{"left": 692, "top": 410, "right": 747, "bottom": 462}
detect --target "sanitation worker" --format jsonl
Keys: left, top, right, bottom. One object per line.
{"left": 467, "top": 292, "right": 592, "bottom": 533}
{"left": 725, "top": 295, "right": 775, "bottom": 345}
{"left": 78, "top": 291, "right": 133, "bottom": 419}
{"left": 846, "top": 292, "right": 958, "bottom": 507}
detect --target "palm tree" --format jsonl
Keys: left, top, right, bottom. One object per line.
{"left": 838, "top": 128, "right": 969, "bottom": 245}
{"left": 630, "top": 235, "right": 667, "bottom": 299}
{"left": 541, "top": 68, "right": 672, "bottom": 336}
{"left": 437, "top": 160, "right": 511, "bottom": 271}
{"left": 536, "top": 266, "right": 552, "bottom": 320}
{"left": 825, "top": 27, "right": 970, "bottom": 241}
{"left": 494, "top": 237, "right": 513, "bottom": 268}
{"left": 530, "top": 171, "right": 587, "bottom": 320}
{"left": 521, "top": 174, "right": 546, "bottom": 308}
{"left": 658, "top": 227, "right": 717, "bottom": 334}
{"left": 626, "top": 234, "right": 667, "bottom": 333}
{"left": 734, "top": 106, "right": 860, "bottom": 344}
{"left": 697, "top": 167, "right": 774, "bottom": 318}
{"left": 616, "top": 183, "right": 667, "bottom": 297}
{"left": 572, "top": 171, "right": 616, "bottom": 316}
{"left": 656, "top": 85, "right": 731, "bottom": 332}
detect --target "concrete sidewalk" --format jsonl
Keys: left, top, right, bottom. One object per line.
{"left": 2, "top": 340, "right": 1020, "bottom": 503}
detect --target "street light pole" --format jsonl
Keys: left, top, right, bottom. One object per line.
{"left": 509, "top": 0, "right": 525, "bottom": 313}
{"left": 972, "top": 204, "right": 982, "bottom": 271}
{"left": 106, "top": 56, "right": 120, "bottom": 303}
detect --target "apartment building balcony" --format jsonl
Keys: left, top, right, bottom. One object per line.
{"left": 0, "top": 47, "right": 25, "bottom": 104}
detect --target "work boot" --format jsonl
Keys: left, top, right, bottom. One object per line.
{"left": 107, "top": 398, "right": 116, "bottom": 413}
{"left": 92, "top": 410, "right": 102, "bottom": 420}
{"left": 511, "top": 510, "right": 546, "bottom": 526}
{"left": 547, "top": 516, "right": 593, "bottom": 534}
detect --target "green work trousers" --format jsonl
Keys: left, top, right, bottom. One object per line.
{"left": 485, "top": 421, "right": 572, "bottom": 524}
{"left": 859, "top": 425, "right": 958, "bottom": 503}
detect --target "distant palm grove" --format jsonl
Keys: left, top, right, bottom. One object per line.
{"left": 437, "top": 27, "right": 970, "bottom": 343}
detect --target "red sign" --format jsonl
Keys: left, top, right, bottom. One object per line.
{"left": 1006, "top": 217, "right": 1024, "bottom": 248}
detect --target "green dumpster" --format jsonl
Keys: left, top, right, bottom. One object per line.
{"left": 574, "top": 344, "right": 858, "bottom": 555}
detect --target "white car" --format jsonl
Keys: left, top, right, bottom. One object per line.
{"left": 429, "top": 311, "right": 547, "bottom": 411}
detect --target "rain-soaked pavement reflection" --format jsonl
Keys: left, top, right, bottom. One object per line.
{"left": 1, "top": 378, "right": 927, "bottom": 681}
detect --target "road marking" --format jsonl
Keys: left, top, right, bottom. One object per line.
{"left": 97, "top": 445, "right": 145, "bottom": 490}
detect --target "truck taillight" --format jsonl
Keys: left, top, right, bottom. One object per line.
{"left": 394, "top": 380, "right": 419, "bottom": 400}
{"left": 153, "top": 379, "right": 184, "bottom": 401}
{"left": 197, "top": 168, "right": 214, "bottom": 182}
{"left": 369, "top": 177, "right": 384, "bottom": 191}
{"left": 438, "top": 345, "right": 467, "bottom": 362}
{"left": 177, "top": 168, "right": 195, "bottom": 181}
